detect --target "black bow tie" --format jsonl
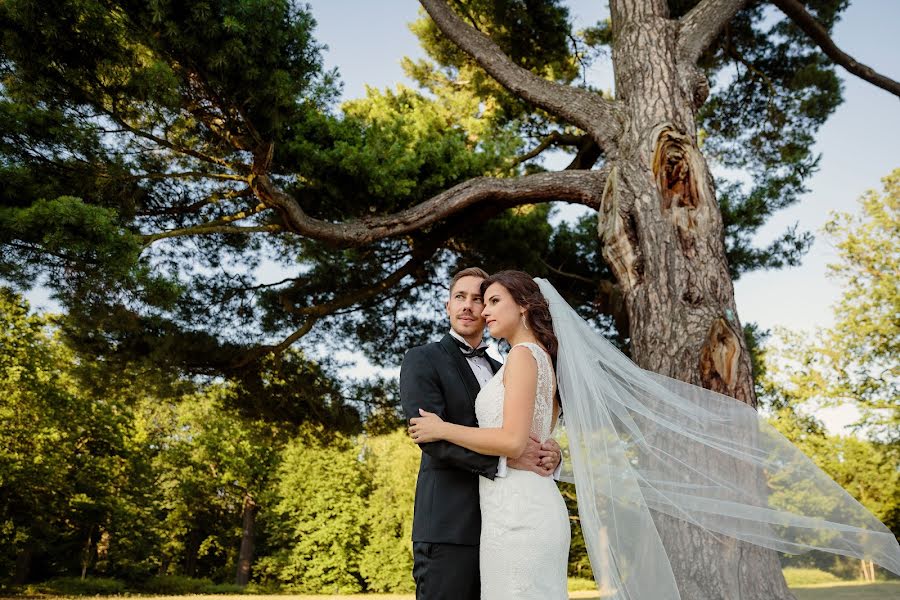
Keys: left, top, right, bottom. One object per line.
{"left": 453, "top": 337, "right": 488, "bottom": 359}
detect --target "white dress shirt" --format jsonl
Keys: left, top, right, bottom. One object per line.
{"left": 448, "top": 329, "right": 509, "bottom": 477}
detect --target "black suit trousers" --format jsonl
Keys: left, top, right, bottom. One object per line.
{"left": 413, "top": 541, "right": 480, "bottom": 600}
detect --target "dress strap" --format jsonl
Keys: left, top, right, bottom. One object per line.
{"left": 510, "top": 342, "right": 553, "bottom": 394}
{"left": 511, "top": 342, "right": 551, "bottom": 367}
{"left": 510, "top": 342, "right": 556, "bottom": 440}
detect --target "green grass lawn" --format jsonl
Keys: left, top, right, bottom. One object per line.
{"left": 7, "top": 575, "right": 899, "bottom": 599}
{"left": 790, "top": 581, "right": 900, "bottom": 600}
{"left": 568, "top": 581, "right": 900, "bottom": 600}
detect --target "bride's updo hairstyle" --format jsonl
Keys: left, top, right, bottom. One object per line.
{"left": 480, "top": 270, "right": 558, "bottom": 364}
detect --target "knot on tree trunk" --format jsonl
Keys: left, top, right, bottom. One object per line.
{"left": 699, "top": 317, "right": 742, "bottom": 396}
{"left": 598, "top": 166, "right": 643, "bottom": 292}
{"left": 651, "top": 125, "right": 714, "bottom": 259}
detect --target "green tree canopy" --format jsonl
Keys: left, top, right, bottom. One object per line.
{"left": 0, "top": 290, "right": 160, "bottom": 583}
{"left": 763, "top": 169, "right": 899, "bottom": 443}
{"left": 0, "top": 0, "right": 873, "bottom": 387}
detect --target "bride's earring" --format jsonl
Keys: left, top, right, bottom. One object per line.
{"left": 521, "top": 314, "right": 529, "bottom": 330}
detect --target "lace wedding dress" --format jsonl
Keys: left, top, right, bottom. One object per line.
{"left": 476, "top": 342, "right": 570, "bottom": 599}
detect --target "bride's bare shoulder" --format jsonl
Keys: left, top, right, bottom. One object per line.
{"left": 502, "top": 345, "right": 539, "bottom": 384}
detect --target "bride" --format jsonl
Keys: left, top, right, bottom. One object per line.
{"left": 409, "top": 270, "right": 900, "bottom": 600}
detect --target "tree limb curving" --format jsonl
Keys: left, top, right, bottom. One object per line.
{"left": 253, "top": 168, "right": 611, "bottom": 247}
{"left": 508, "top": 131, "right": 587, "bottom": 168}
{"left": 419, "top": 0, "right": 623, "bottom": 153}
{"left": 772, "top": 0, "right": 900, "bottom": 99}
{"left": 677, "top": 0, "right": 748, "bottom": 66}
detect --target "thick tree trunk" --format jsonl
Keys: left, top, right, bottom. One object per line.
{"left": 235, "top": 494, "right": 258, "bottom": 586}
{"left": 184, "top": 528, "right": 200, "bottom": 577}
{"left": 13, "top": 543, "right": 33, "bottom": 585}
{"left": 598, "top": 1, "right": 795, "bottom": 598}
{"left": 81, "top": 524, "right": 94, "bottom": 580}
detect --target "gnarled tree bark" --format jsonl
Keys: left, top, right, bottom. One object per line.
{"left": 601, "top": 1, "right": 793, "bottom": 597}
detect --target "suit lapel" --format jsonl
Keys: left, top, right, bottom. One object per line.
{"left": 440, "top": 334, "right": 481, "bottom": 404}
{"left": 487, "top": 355, "right": 502, "bottom": 374}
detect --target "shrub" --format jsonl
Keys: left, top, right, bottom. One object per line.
{"left": 244, "top": 581, "right": 281, "bottom": 594}
{"left": 25, "top": 576, "right": 128, "bottom": 595}
{"left": 141, "top": 574, "right": 215, "bottom": 594}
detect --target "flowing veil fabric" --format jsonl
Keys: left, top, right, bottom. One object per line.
{"left": 534, "top": 278, "right": 900, "bottom": 600}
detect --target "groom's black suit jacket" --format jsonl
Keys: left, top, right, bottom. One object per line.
{"left": 400, "top": 334, "right": 502, "bottom": 546}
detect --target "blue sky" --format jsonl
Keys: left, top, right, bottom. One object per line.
{"left": 304, "top": 0, "right": 899, "bottom": 430}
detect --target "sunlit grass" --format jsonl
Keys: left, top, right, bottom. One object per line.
{"left": 791, "top": 581, "right": 900, "bottom": 600}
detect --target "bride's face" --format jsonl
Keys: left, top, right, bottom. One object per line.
{"left": 481, "top": 282, "right": 524, "bottom": 339}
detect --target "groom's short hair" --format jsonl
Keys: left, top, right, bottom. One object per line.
{"left": 449, "top": 267, "right": 489, "bottom": 294}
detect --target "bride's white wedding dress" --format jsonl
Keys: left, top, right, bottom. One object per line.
{"left": 475, "top": 342, "right": 570, "bottom": 600}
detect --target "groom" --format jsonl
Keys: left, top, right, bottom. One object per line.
{"left": 400, "top": 267, "right": 562, "bottom": 600}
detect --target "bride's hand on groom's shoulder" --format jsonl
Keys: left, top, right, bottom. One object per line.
{"left": 408, "top": 408, "right": 446, "bottom": 444}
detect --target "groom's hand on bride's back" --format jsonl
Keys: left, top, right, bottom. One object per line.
{"left": 508, "top": 435, "right": 561, "bottom": 476}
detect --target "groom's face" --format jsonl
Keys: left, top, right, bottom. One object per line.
{"left": 446, "top": 275, "right": 486, "bottom": 339}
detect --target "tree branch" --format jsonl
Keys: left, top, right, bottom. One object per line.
{"left": 419, "top": 0, "right": 622, "bottom": 152}
{"left": 105, "top": 109, "right": 251, "bottom": 173}
{"left": 508, "top": 131, "right": 584, "bottom": 168}
{"left": 141, "top": 223, "right": 282, "bottom": 245}
{"left": 541, "top": 260, "right": 595, "bottom": 285}
{"left": 772, "top": 0, "right": 900, "bottom": 99}
{"left": 234, "top": 316, "right": 319, "bottom": 369}
{"left": 141, "top": 201, "right": 277, "bottom": 245}
{"left": 281, "top": 251, "right": 429, "bottom": 318}
{"left": 677, "top": 0, "right": 748, "bottom": 65}
{"left": 565, "top": 136, "right": 603, "bottom": 170}
{"left": 237, "top": 248, "right": 435, "bottom": 366}
{"left": 136, "top": 187, "right": 253, "bottom": 217}
{"left": 253, "top": 168, "right": 611, "bottom": 247}
{"left": 540, "top": 261, "right": 629, "bottom": 336}
{"left": 118, "top": 171, "right": 249, "bottom": 182}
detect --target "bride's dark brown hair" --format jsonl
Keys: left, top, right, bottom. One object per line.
{"left": 480, "top": 270, "right": 558, "bottom": 365}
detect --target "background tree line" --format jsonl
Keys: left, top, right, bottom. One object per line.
{"left": 0, "top": 300, "right": 416, "bottom": 592}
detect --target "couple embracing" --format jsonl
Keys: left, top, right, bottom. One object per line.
{"left": 400, "top": 268, "right": 900, "bottom": 600}
{"left": 401, "top": 268, "right": 568, "bottom": 599}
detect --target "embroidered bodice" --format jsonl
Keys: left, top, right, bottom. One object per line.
{"left": 475, "top": 342, "right": 556, "bottom": 442}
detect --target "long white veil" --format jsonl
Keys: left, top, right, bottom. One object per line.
{"left": 534, "top": 278, "right": 900, "bottom": 599}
